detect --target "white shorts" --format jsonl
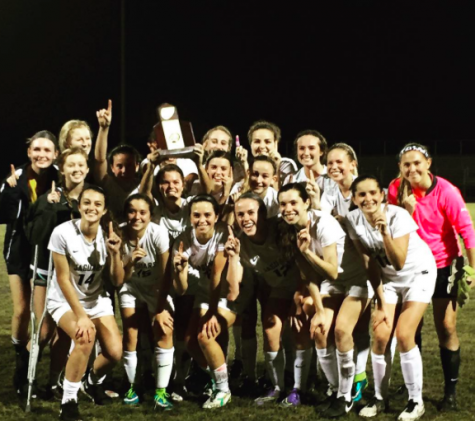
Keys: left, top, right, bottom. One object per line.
{"left": 47, "top": 293, "right": 114, "bottom": 326}
{"left": 118, "top": 283, "right": 175, "bottom": 313}
{"left": 383, "top": 267, "right": 436, "bottom": 305}
{"left": 194, "top": 281, "right": 252, "bottom": 315}
{"left": 320, "top": 277, "right": 374, "bottom": 299}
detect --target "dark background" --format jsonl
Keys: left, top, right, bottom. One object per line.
{"left": 1, "top": 1, "right": 474, "bottom": 178}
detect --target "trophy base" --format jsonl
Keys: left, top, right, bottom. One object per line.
{"left": 159, "top": 146, "right": 195, "bottom": 160}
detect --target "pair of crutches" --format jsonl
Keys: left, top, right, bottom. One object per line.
{"left": 25, "top": 246, "right": 53, "bottom": 412}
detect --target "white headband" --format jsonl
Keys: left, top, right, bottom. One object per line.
{"left": 399, "top": 145, "right": 429, "bottom": 159}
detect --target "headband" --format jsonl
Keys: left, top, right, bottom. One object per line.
{"left": 399, "top": 145, "right": 429, "bottom": 159}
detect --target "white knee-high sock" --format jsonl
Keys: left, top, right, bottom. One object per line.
{"left": 155, "top": 347, "right": 174, "bottom": 389}
{"left": 372, "top": 350, "right": 392, "bottom": 400}
{"left": 400, "top": 346, "right": 423, "bottom": 404}
{"left": 390, "top": 336, "right": 397, "bottom": 362}
{"left": 62, "top": 379, "right": 81, "bottom": 404}
{"left": 316, "top": 345, "right": 339, "bottom": 391}
{"left": 337, "top": 349, "right": 355, "bottom": 401}
{"left": 233, "top": 326, "right": 242, "bottom": 361}
{"left": 242, "top": 338, "right": 257, "bottom": 380}
{"left": 265, "top": 349, "right": 284, "bottom": 391}
{"left": 123, "top": 350, "right": 138, "bottom": 385}
{"left": 293, "top": 349, "right": 312, "bottom": 391}
{"left": 212, "top": 363, "right": 230, "bottom": 393}
{"left": 354, "top": 329, "right": 370, "bottom": 376}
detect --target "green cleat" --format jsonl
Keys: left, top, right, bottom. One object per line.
{"left": 352, "top": 376, "right": 368, "bottom": 403}
{"left": 123, "top": 384, "right": 139, "bottom": 405}
{"left": 154, "top": 388, "right": 173, "bottom": 411}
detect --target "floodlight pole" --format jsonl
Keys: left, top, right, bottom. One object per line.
{"left": 120, "top": 0, "right": 126, "bottom": 144}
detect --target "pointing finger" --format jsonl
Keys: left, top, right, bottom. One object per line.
{"left": 384, "top": 201, "right": 389, "bottom": 212}
{"left": 52, "top": 180, "right": 56, "bottom": 192}
{"left": 107, "top": 99, "right": 112, "bottom": 113}
{"left": 309, "top": 170, "right": 315, "bottom": 182}
{"left": 306, "top": 219, "right": 311, "bottom": 231}
{"left": 10, "top": 164, "right": 15, "bottom": 177}
{"left": 109, "top": 221, "right": 113, "bottom": 237}
{"left": 289, "top": 174, "right": 294, "bottom": 184}
{"left": 179, "top": 241, "right": 184, "bottom": 254}
{"left": 228, "top": 225, "right": 235, "bottom": 239}
{"left": 235, "top": 135, "right": 240, "bottom": 147}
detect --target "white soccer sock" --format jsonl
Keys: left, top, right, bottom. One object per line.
{"left": 354, "top": 329, "right": 370, "bottom": 375}
{"left": 372, "top": 350, "right": 392, "bottom": 400}
{"left": 316, "top": 345, "right": 339, "bottom": 391}
{"left": 155, "top": 347, "right": 174, "bottom": 389}
{"left": 265, "top": 349, "right": 284, "bottom": 391}
{"left": 233, "top": 326, "right": 242, "bottom": 361}
{"left": 294, "top": 349, "right": 312, "bottom": 392}
{"left": 337, "top": 349, "right": 355, "bottom": 401}
{"left": 390, "top": 336, "right": 397, "bottom": 362}
{"left": 212, "top": 363, "right": 230, "bottom": 393}
{"left": 242, "top": 338, "right": 257, "bottom": 380}
{"left": 62, "top": 379, "right": 81, "bottom": 404}
{"left": 400, "top": 346, "right": 423, "bottom": 404}
{"left": 174, "top": 341, "right": 190, "bottom": 386}
{"left": 123, "top": 350, "right": 138, "bottom": 385}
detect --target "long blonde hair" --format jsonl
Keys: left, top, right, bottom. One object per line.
{"left": 58, "top": 120, "right": 93, "bottom": 152}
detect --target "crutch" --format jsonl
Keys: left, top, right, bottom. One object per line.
{"left": 25, "top": 248, "right": 53, "bottom": 412}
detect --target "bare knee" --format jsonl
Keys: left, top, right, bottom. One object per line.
{"left": 335, "top": 324, "right": 353, "bottom": 349}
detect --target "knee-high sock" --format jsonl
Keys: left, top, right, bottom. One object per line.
{"left": 155, "top": 347, "right": 174, "bottom": 389}
{"left": 293, "top": 349, "right": 312, "bottom": 392}
{"left": 440, "top": 346, "right": 460, "bottom": 396}
{"left": 265, "top": 349, "right": 284, "bottom": 391}
{"left": 233, "top": 326, "right": 242, "bottom": 361}
{"left": 242, "top": 338, "right": 257, "bottom": 380}
{"left": 400, "top": 346, "right": 423, "bottom": 404}
{"left": 174, "top": 341, "right": 190, "bottom": 386}
{"left": 390, "top": 336, "right": 397, "bottom": 362}
{"left": 62, "top": 379, "right": 81, "bottom": 404}
{"left": 212, "top": 363, "right": 230, "bottom": 393}
{"left": 354, "top": 329, "right": 370, "bottom": 377}
{"left": 337, "top": 349, "right": 355, "bottom": 401}
{"left": 316, "top": 345, "right": 339, "bottom": 391}
{"left": 123, "top": 350, "right": 138, "bottom": 385}
{"left": 372, "top": 349, "right": 392, "bottom": 400}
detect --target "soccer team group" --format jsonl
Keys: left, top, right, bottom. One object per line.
{"left": 1, "top": 100, "right": 474, "bottom": 421}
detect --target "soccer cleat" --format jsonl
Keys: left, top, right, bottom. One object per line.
{"left": 316, "top": 390, "right": 337, "bottom": 414}
{"left": 229, "top": 359, "right": 243, "bottom": 379}
{"left": 398, "top": 400, "right": 425, "bottom": 421}
{"left": 280, "top": 388, "right": 301, "bottom": 408}
{"left": 154, "top": 388, "right": 173, "bottom": 410}
{"left": 81, "top": 378, "right": 112, "bottom": 405}
{"left": 255, "top": 387, "right": 281, "bottom": 406}
{"left": 352, "top": 377, "right": 368, "bottom": 402}
{"left": 359, "top": 397, "right": 387, "bottom": 418}
{"left": 322, "top": 395, "right": 353, "bottom": 418}
{"left": 59, "top": 400, "right": 82, "bottom": 421}
{"left": 437, "top": 394, "right": 458, "bottom": 412}
{"left": 123, "top": 384, "right": 139, "bottom": 405}
{"left": 202, "top": 390, "right": 231, "bottom": 409}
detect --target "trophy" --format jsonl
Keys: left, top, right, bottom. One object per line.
{"left": 153, "top": 103, "right": 196, "bottom": 159}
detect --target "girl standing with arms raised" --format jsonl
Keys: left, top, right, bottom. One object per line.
{"left": 388, "top": 143, "right": 475, "bottom": 411}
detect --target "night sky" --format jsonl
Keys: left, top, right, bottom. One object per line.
{"left": 1, "top": 1, "right": 474, "bottom": 174}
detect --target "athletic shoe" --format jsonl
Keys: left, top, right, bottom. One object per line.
{"left": 280, "top": 388, "right": 301, "bottom": 408}
{"left": 203, "top": 379, "right": 215, "bottom": 397}
{"left": 255, "top": 388, "right": 281, "bottom": 406}
{"left": 123, "top": 384, "right": 139, "bottom": 405}
{"left": 316, "top": 390, "right": 337, "bottom": 414}
{"left": 202, "top": 390, "right": 231, "bottom": 409}
{"left": 59, "top": 400, "right": 82, "bottom": 421}
{"left": 322, "top": 395, "right": 353, "bottom": 418}
{"left": 229, "top": 359, "right": 243, "bottom": 379}
{"left": 81, "top": 378, "right": 112, "bottom": 405}
{"left": 154, "top": 388, "right": 173, "bottom": 411}
{"left": 169, "top": 384, "right": 187, "bottom": 402}
{"left": 397, "top": 400, "right": 425, "bottom": 421}
{"left": 352, "top": 377, "right": 368, "bottom": 402}
{"left": 359, "top": 397, "right": 386, "bottom": 418}
{"left": 437, "top": 394, "right": 458, "bottom": 412}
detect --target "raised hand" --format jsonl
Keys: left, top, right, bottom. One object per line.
{"left": 131, "top": 235, "right": 147, "bottom": 264}
{"left": 402, "top": 183, "right": 417, "bottom": 215}
{"left": 7, "top": 164, "right": 19, "bottom": 187}
{"left": 224, "top": 225, "right": 241, "bottom": 258}
{"left": 306, "top": 170, "right": 321, "bottom": 208}
{"left": 372, "top": 202, "right": 389, "bottom": 235}
{"left": 235, "top": 145, "right": 248, "bottom": 165}
{"left": 192, "top": 144, "right": 205, "bottom": 166}
{"left": 47, "top": 181, "right": 61, "bottom": 203}
{"left": 147, "top": 148, "right": 162, "bottom": 165}
{"left": 297, "top": 220, "right": 312, "bottom": 253}
{"left": 268, "top": 149, "right": 282, "bottom": 168}
{"left": 174, "top": 241, "right": 189, "bottom": 273}
{"left": 96, "top": 99, "right": 112, "bottom": 128}
{"left": 106, "top": 221, "right": 122, "bottom": 254}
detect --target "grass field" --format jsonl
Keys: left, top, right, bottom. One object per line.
{"left": 1, "top": 207, "right": 475, "bottom": 420}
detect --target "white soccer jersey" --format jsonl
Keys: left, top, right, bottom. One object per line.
{"left": 285, "top": 166, "right": 337, "bottom": 194}
{"left": 121, "top": 222, "right": 169, "bottom": 296}
{"left": 346, "top": 204, "right": 436, "bottom": 283}
{"left": 279, "top": 157, "right": 298, "bottom": 186}
{"left": 152, "top": 196, "right": 194, "bottom": 241}
{"left": 173, "top": 222, "right": 228, "bottom": 292}
{"left": 47, "top": 220, "right": 108, "bottom": 305}
{"left": 239, "top": 217, "right": 300, "bottom": 288}
{"left": 320, "top": 175, "right": 356, "bottom": 217}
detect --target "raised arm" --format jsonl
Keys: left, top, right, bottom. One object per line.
{"left": 106, "top": 222, "right": 124, "bottom": 287}
{"left": 93, "top": 100, "right": 112, "bottom": 184}
{"left": 224, "top": 226, "right": 242, "bottom": 301}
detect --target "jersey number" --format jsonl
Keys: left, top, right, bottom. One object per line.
{"left": 78, "top": 273, "right": 95, "bottom": 286}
